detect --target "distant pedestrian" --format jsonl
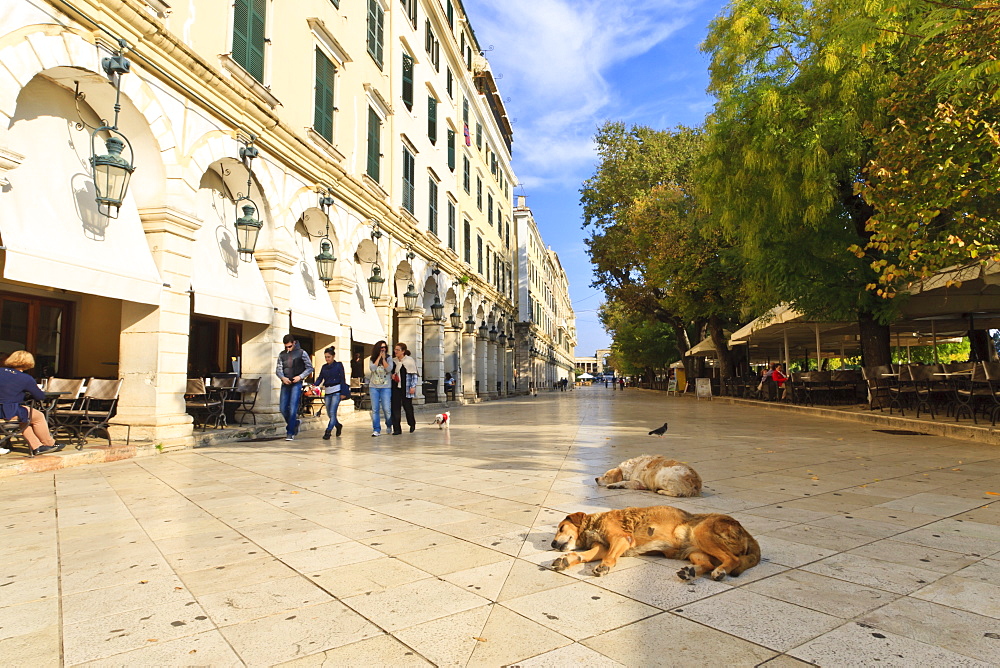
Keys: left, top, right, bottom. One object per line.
{"left": 618, "top": 377, "right": 625, "bottom": 391}
{"left": 316, "top": 347, "right": 349, "bottom": 440}
{"left": 390, "top": 342, "right": 418, "bottom": 434}
{"left": 350, "top": 350, "right": 364, "bottom": 394}
{"left": 368, "top": 341, "right": 392, "bottom": 436}
{"left": 276, "top": 334, "right": 313, "bottom": 441}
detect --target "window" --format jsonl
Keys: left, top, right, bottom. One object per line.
{"left": 462, "top": 156, "right": 470, "bottom": 192}
{"left": 476, "top": 176, "right": 482, "bottom": 210}
{"left": 446, "top": 67, "right": 453, "bottom": 98}
{"left": 0, "top": 292, "right": 72, "bottom": 377}
{"left": 313, "top": 48, "right": 336, "bottom": 142}
{"left": 427, "top": 96, "right": 437, "bottom": 143}
{"left": 497, "top": 204, "right": 502, "bottom": 231}
{"left": 366, "top": 107, "right": 380, "bottom": 181}
{"left": 462, "top": 97, "right": 469, "bottom": 125}
{"left": 446, "top": 0, "right": 454, "bottom": 28}
{"left": 232, "top": 0, "right": 266, "bottom": 82}
{"left": 424, "top": 20, "right": 440, "bottom": 71}
{"left": 447, "top": 201, "right": 456, "bottom": 250}
{"left": 447, "top": 129, "right": 455, "bottom": 171}
{"left": 463, "top": 220, "right": 471, "bottom": 263}
{"left": 402, "top": 54, "right": 413, "bottom": 110}
{"left": 367, "top": 0, "right": 384, "bottom": 67}
{"left": 477, "top": 234, "right": 483, "bottom": 274}
{"left": 428, "top": 177, "right": 438, "bottom": 235}
{"left": 486, "top": 246, "right": 491, "bottom": 281}
{"left": 330, "top": 0, "right": 339, "bottom": 7}
{"left": 475, "top": 122, "right": 482, "bottom": 150}
{"left": 401, "top": 0, "right": 416, "bottom": 28}
{"left": 487, "top": 193, "right": 493, "bottom": 226}
{"left": 402, "top": 146, "right": 415, "bottom": 213}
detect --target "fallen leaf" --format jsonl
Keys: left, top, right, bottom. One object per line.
{"left": 291, "top": 491, "right": 300, "bottom": 494}
{"left": 986, "top": 492, "right": 1000, "bottom": 496}
{"left": 139, "top": 580, "right": 148, "bottom": 584}
{"left": 952, "top": 469, "right": 961, "bottom": 471}
{"left": 174, "top": 587, "right": 183, "bottom": 591}
{"left": 473, "top": 637, "right": 488, "bottom": 642}
{"left": 147, "top": 639, "right": 158, "bottom": 642}
{"left": 189, "top": 650, "right": 197, "bottom": 654}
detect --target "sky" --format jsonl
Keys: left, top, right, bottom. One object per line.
{"left": 461, "top": 0, "right": 728, "bottom": 356}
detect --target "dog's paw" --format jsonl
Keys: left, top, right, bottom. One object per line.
{"left": 710, "top": 567, "right": 728, "bottom": 581}
{"left": 551, "top": 556, "right": 572, "bottom": 571}
{"left": 593, "top": 564, "right": 611, "bottom": 577}
{"left": 605, "top": 482, "right": 625, "bottom": 489}
{"left": 677, "top": 565, "right": 697, "bottom": 581}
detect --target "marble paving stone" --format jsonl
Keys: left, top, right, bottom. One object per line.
{"left": 393, "top": 539, "right": 511, "bottom": 576}
{"left": 756, "top": 655, "right": 815, "bottom": 667}
{"left": 274, "top": 633, "right": 433, "bottom": 667}
{"left": 196, "top": 575, "right": 334, "bottom": 626}
{"left": 466, "top": 604, "right": 574, "bottom": 667}
{"left": 585, "top": 560, "right": 731, "bottom": 610}
{"left": 672, "top": 588, "right": 843, "bottom": 652}
{"left": 435, "top": 516, "right": 530, "bottom": 540}
{"left": 73, "top": 629, "right": 244, "bottom": 667}
{"left": 743, "top": 569, "right": 899, "bottom": 618}
{"left": 858, "top": 596, "right": 1000, "bottom": 664}
{"left": 495, "top": 559, "right": 577, "bottom": 602}
{"left": 389, "top": 603, "right": 493, "bottom": 667}
{"left": 219, "top": 600, "right": 382, "bottom": 667}
{"left": 306, "top": 556, "right": 432, "bottom": 598}
{"left": 342, "top": 577, "right": 489, "bottom": 632}
{"left": 278, "top": 540, "right": 383, "bottom": 572}
{"left": 468, "top": 529, "right": 533, "bottom": 556}
{"left": 756, "top": 536, "right": 837, "bottom": 568}
{"left": 441, "top": 558, "right": 515, "bottom": 601}
{"left": 500, "top": 580, "right": 659, "bottom": 641}
{"left": 61, "top": 598, "right": 217, "bottom": 665}
{"left": 788, "top": 621, "right": 991, "bottom": 667}
{"left": 358, "top": 527, "right": 462, "bottom": 555}
{"left": 582, "top": 611, "right": 777, "bottom": 667}
{"left": 847, "top": 538, "right": 983, "bottom": 574}
{"left": 60, "top": 553, "right": 175, "bottom": 596}
{"left": 800, "top": 551, "right": 944, "bottom": 594}
{"left": 0, "top": 624, "right": 60, "bottom": 665}
{"left": 0, "top": 573, "right": 57, "bottom": 607}
{"left": 178, "top": 557, "right": 299, "bottom": 597}
{"left": 62, "top": 575, "right": 192, "bottom": 625}
{"left": 890, "top": 525, "right": 1000, "bottom": 557}
{"left": 877, "top": 493, "right": 991, "bottom": 517}
{"left": 161, "top": 540, "right": 268, "bottom": 574}
{"left": 761, "top": 523, "right": 875, "bottom": 552}
{"left": 911, "top": 564, "right": 1000, "bottom": 619}
{"left": 515, "top": 642, "right": 626, "bottom": 667}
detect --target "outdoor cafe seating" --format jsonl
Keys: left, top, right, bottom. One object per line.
{"left": 49, "top": 378, "right": 124, "bottom": 447}
{"left": 865, "top": 361, "right": 1000, "bottom": 425}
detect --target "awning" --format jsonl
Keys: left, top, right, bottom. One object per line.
{"left": 349, "top": 262, "right": 385, "bottom": 344}
{"left": 0, "top": 95, "right": 163, "bottom": 304}
{"left": 190, "top": 223, "right": 273, "bottom": 324}
{"left": 289, "top": 258, "right": 342, "bottom": 337}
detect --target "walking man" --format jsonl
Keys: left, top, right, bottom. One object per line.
{"left": 276, "top": 334, "right": 313, "bottom": 441}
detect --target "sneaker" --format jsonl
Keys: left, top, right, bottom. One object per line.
{"left": 322, "top": 430, "right": 331, "bottom": 440}
{"left": 285, "top": 435, "right": 295, "bottom": 441}
{"left": 335, "top": 424, "right": 343, "bottom": 438}
{"left": 371, "top": 431, "right": 379, "bottom": 437}
{"left": 0, "top": 447, "right": 10, "bottom": 455}
{"left": 33, "top": 445, "right": 58, "bottom": 455}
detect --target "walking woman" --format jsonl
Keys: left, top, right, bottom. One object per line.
{"left": 316, "top": 347, "right": 350, "bottom": 439}
{"left": 390, "top": 342, "right": 419, "bottom": 435}
{"left": 368, "top": 340, "right": 392, "bottom": 437}
{"left": 0, "top": 351, "right": 62, "bottom": 455}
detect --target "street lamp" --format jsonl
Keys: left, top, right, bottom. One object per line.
{"left": 497, "top": 330, "right": 507, "bottom": 346}
{"left": 450, "top": 307, "right": 462, "bottom": 329}
{"left": 464, "top": 314, "right": 476, "bottom": 334}
{"left": 478, "top": 320, "right": 489, "bottom": 340}
{"left": 368, "top": 265, "right": 385, "bottom": 301}
{"left": 489, "top": 325, "right": 498, "bottom": 342}
{"left": 404, "top": 282, "right": 419, "bottom": 311}
{"left": 87, "top": 39, "right": 135, "bottom": 219}
{"left": 314, "top": 238, "right": 336, "bottom": 284}
{"left": 431, "top": 295, "right": 445, "bottom": 321}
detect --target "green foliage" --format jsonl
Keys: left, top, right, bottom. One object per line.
{"left": 599, "top": 301, "right": 681, "bottom": 374}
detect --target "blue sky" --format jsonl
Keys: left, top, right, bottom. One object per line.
{"left": 462, "top": 0, "right": 727, "bottom": 356}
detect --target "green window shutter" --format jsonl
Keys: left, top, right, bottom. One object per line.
{"left": 488, "top": 194, "right": 493, "bottom": 225}
{"left": 428, "top": 178, "right": 438, "bottom": 234}
{"left": 367, "top": 0, "right": 384, "bottom": 67}
{"left": 464, "top": 221, "right": 471, "bottom": 263}
{"left": 476, "top": 122, "right": 482, "bottom": 150}
{"left": 402, "top": 54, "right": 413, "bottom": 110}
{"left": 367, "top": 107, "right": 380, "bottom": 181}
{"left": 446, "top": 0, "right": 454, "bottom": 28}
{"left": 232, "top": 0, "right": 250, "bottom": 71}
{"left": 446, "top": 68, "right": 453, "bottom": 98}
{"left": 448, "top": 201, "right": 456, "bottom": 249}
{"left": 463, "top": 156, "right": 470, "bottom": 192}
{"left": 447, "top": 130, "right": 455, "bottom": 171}
{"left": 314, "top": 49, "right": 336, "bottom": 142}
{"left": 247, "top": 0, "right": 265, "bottom": 82}
{"left": 428, "top": 96, "right": 437, "bottom": 144}
{"left": 402, "top": 148, "right": 415, "bottom": 213}
{"left": 462, "top": 97, "right": 469, "bottom": 124}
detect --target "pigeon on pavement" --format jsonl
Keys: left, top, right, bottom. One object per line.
{"left": 648, "top": 423, "right": 669, "bottom": 437}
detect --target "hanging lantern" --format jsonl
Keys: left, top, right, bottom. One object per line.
{"left": 315, "top": 238, "right": 337, "bottom": 284}
{"left": 450, "top": 308, "right": 462, "bottom": 329}
{"left": 478, "top": 320, "right": 489, "bottom": 339}
{"left": 91, "top": 134, "right": 135, "bottom": 218}
{"left": 431, "top": 296, "right": 445, "bottom": 321}
{"left": 234, "top": 203, "right": 263, "bottom": 259}
{"left": 464, "top": 314, "right": 476, "bottom": 334}
{"left": 404, "top": 282, "right": 419, "bottom": 311}
{"left": 497, "top": 331, "right": 507, "bottom": 346}
{"left": 489, "top": 325, "right": 498, "bottom": 342}
{"left": 368, "top": 265, "right": 385, "bottom": 301}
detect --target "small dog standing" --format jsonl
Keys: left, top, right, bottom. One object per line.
{"left": 431, "top": 411, "right": 450, "bottom": 429}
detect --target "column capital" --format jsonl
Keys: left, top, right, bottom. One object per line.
{"left": 139, "top": 206, "right": 203, "bottom": 240}
{"left": 396, "top": 307, "right": 426, "bottom": 317}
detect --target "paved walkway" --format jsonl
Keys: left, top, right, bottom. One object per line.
{"left": 4, "top": 387, "right": 1000, "bottom": 666}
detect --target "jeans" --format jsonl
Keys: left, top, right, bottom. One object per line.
{"left": 369, "top": 386, "right": 392, "bottom": 433}
{"left": 324, "top": 392, "right": 343, "bottom": 432}
{"left": 279, "top": 381, "right": 302, "bottom": 436}
{"left": 391, "top": 388, "right": 415, "bottom": 434}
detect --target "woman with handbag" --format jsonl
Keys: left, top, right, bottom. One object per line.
{"left": 390, "top": 342, "right": 419, "bottom": 435}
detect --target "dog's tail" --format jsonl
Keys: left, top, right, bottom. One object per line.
{"left": 729, "top": 530, "right": 761, "bottom": 576}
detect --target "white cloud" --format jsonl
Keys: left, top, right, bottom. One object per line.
{"left": 463, "top": 0, "right": 699, "bottom": 189}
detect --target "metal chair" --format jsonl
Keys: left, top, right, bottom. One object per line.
{"left": 225, "top": 377, "right": 260, "bottom": 426}
{"left": 185, "top": 378, "right": 225, "bottom": 430}
{"left": 51, "top": 378, "right": 123, "bottom": 447}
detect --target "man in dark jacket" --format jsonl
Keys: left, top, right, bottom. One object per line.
{"left": 276, "top": 334, "right": 313, "bottom": 440}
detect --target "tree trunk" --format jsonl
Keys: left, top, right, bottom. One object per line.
{"left": 707, "top": 314, "right": 735, "bottom": 379}
{"left": 857, "top": 310, "right": 891, "bottom": 368}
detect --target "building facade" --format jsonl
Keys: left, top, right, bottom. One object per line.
{"left": 0, "top": 0, "right": 520, "bottom": 447}
{"left": 513, "top": 196, "right": 576, "bottom": 390}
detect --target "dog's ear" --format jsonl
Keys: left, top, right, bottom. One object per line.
{"left": 564, "top": 512, "right": 586, "bottom": 528}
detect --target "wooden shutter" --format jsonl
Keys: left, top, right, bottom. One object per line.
{"left": 402, "top": 54, "right": 413, "bottom": 109}
{"left": 428, "top": 178, "right": 438, "bottom": 234}
{"left": 367, "top": 0, "right": 384, "bottom": 66}
{"left": 448, "top": 201, "right": 456, "bottom": 249}
{"left": 314, "top": 49, "right": 336, "bottom": 142}
{"left": 247, "top": 0, "right": 265, "bottom": 82}
{"left": 232, "top": 0, "right": 250, "bottom": 71}
{"left": 402, "top": 148, "right": 415, "bottom": 213}
{"left": 427, "top": 96, "right": 437, "bottom": 143}
{"left": 367, "top": 107, "right": 380, "bottom": 181}
{"left": 447, "top": 129, "right": 456, "bottom": 171}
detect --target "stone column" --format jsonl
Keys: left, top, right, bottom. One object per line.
{"left": 486, "top": 340, "right": 498, "bottom": 399}
{"left": 444, "top": 326, "right": 461, "bottom": 401}
{"left": 475, "top": 335, "right": 487, "bottom": 400}
{"left": 514, "top": 322, "right": 532, "bottom": 394}
{"left": 396, "top": 307, "right": 425, "bottom": 404}
{"left": 114, "top": 207, "right": 200, "bottom": 448}
{"left": 462, "top": 331, "right": 477, "bottom": 400}
{"left": 422, "top": 315, "right": 445, "bottom": 403}
{"left": 253, "top": 249, "right": 299, "bottom": 425}
{"left": 325, "top": 275, "right": 355, "bottom": 409}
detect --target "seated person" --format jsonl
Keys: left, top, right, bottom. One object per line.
{"left": 0, "top": 350, "right": 62, "bottom": 456}
{"left": 444, "top": 372, "right": 456, "bottom": 397}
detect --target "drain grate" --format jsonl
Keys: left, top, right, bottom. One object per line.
{"left": 873, "top": 429, "right": 930, "bottom": 436}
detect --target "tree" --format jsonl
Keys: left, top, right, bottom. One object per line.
{"left": 700, "top": 0, "right": 900, "bottom": 367}
{"left": 581, "top": 122, "right": 746, "bottom": 379}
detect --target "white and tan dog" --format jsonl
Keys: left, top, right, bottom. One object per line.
{"left": 431, "top": 411, "right": 450, "bottom": 429}
{"left": 596, "top": 455, "right": 702, "bottom": 497}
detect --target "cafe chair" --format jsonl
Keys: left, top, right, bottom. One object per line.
{"left": 43, "top": 377, "right": 86, "bottom": 410}
{"left": 185, "top": 378, "right": 225, "bottom": 430}
{"left": 982, "top": 362, "right": 1000, "bottom": 426}
{"left": 51, "top": 378, "right": 123, "bottom": 448}
{"left": 225, "top": 377, "right": 261, "bottom": 426}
